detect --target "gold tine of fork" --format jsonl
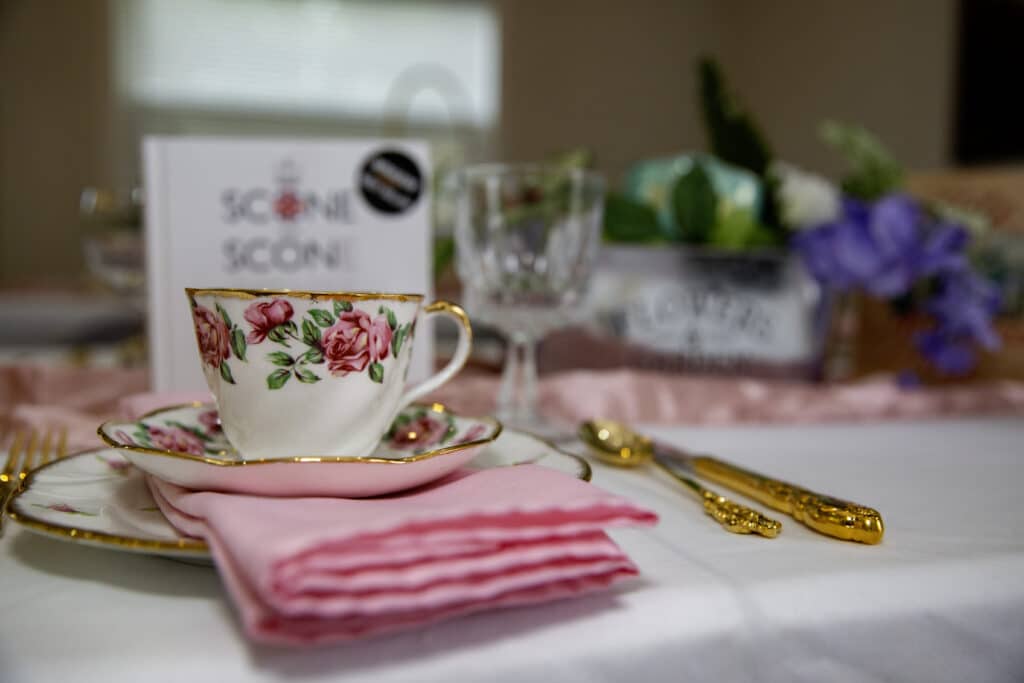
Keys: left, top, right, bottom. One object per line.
{"left": 38, "top": 429, "right": 55, "bottom": 466}
{"left": 57, "top": 427, "right": 68, "bottom": 460}
{"left": 1, "top": 430, "right": 28, "bottom": 536}
{"left": 1, "top": 430, "right": 26, "bottom": 487}
{"left": 19, "top": 429, "right": 41, "bottom": 483}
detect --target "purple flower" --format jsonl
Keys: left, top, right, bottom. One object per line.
{"left": 795, "top": 192, "right": 1002, "bottom": 376}
{"left": 914, "top": 270, "right": 1002, "bottom": 375}
{"left": 795, "top": 194, "right": 971, "bottom": 298}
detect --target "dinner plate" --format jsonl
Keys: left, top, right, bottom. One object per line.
{"left": 5, "top": 430, "right": 591, "bottom": 560}
{"left": 99, "top": 402, "right": 502, "bottom": 497}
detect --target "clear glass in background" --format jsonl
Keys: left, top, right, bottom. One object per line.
{"left": 79, "top": 187, "right": 146, "bottom": 311}
{"left": 453, "top": 163, "right": 605, "bottom": 437}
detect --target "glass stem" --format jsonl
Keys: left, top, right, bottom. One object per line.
{"left": 497, "top": 331, "right": 540, "bottom": 424}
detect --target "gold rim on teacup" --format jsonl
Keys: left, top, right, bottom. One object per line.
{"left": 185, "top": 287, "right": 425, "bottom": 302}
{"left": 98, "top": 402, "right": 503, "bottom": 467}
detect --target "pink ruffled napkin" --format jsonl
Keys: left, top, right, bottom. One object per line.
{"left": 147, "top": 466, "right": 656, "bottom": 645}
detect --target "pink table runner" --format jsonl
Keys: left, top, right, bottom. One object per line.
{"left": 4, "top": 364, "right": 1024, "bottom": 452}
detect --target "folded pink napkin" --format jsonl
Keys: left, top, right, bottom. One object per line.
{"left": 147, "top": 466, "right": 657, "bottom": 645}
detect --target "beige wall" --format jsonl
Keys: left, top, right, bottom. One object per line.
{"left": 713, "top": 0, "right": 958, "bottom": 179}
{"left": 498, "top": 0, "right": 958, "bottom": 184}
{"left": 499, "top": 0, "right": 718, "bottom": 182}
{"left": 0, "top": 0, "right": 114, "bottom": 285}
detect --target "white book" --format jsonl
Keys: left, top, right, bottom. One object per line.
{"left": 143, "top": 137, "right": 433, "bottom": 392}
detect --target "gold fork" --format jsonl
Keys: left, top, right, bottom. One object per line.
{"left": 0, "top": 426, "right": 68, "bottom": 537}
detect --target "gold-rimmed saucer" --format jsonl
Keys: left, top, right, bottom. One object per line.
{"left": 99, "top": 402, "right": 502, "bottom": 497}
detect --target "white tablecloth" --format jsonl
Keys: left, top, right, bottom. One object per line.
{"left": 2, "top": 417, "right": 1023, "bottom": 682}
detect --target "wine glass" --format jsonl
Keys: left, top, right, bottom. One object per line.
{"left": 79, "top": 187, "right": 146, "bottom": 312}
{"left": 452, "top": 163, "right": 605, "bottom": 438}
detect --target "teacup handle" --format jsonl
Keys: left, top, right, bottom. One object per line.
{"left": 397, "top": 301, "right": 472, "bottom": 408}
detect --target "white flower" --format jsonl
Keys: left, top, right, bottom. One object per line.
{"left": 772, "top": 161, "right": 840, "bottom": 230}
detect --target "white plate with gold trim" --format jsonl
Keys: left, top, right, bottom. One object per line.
{"left": 99, "top": 402, "right": 502, "bottom": 497}
{"left": 6, "top": 431, "right": 591, "bottom": 560}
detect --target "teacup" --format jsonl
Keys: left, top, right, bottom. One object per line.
{"left": 186, "top": 288, "right": 472, "bottom": 459}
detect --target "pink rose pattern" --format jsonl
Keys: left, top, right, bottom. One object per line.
{"left": 116, "top": 415, "right": 228, "bottom": 457}
{"left": 192, "top": 305, "right": 230, "bottom": 369}
{"left": 241, "top": 298, "right": 411, "bottom": 390}
{"left": 198, "top": 409, "right": 222, "bottom": 433}
{"left": 33, "top": 502, "right": 97, "bottom": 516}
{"left": 389, "top": 413, "right": 450, "bottom": 449}
{"left": 455, "top": 423, "right": 489, "bottom": 445}
{"left": 147, "top": 426, "right": 205, "bottom": 456}
{"left": 322, "top": 309, "right": 393, "bottom": 376}
{"left": 244, "top": 299, "right": 294, "bottom": 343}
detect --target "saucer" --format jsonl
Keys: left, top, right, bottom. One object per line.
{"left": 99, "top": 402, "right": 502, "bottom": 497}
{"left": 6, "top": 433, "right": 591, "bottom": 560}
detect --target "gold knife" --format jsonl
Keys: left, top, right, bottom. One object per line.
{"left": 655, "top": 440, "right": 884, "bottom": 544}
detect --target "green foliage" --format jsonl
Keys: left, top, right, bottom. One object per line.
{"left": 308, "top": 309, "right": 335, "bottom": 327}
{"left": 670, "top": 162, "right": 718, "bottom": 242}
{"left": 708, "top": 209, "right": 777, "bottom": 250}
{"left": 267, "top": 351, "right": 294, "bottom": 367}
{"left": 368, "top": 362, "right": 384, "bottom": 384}
{"left": 266, "top": 368, "right": 290, "bottom": 390}
{"left": 820, "top": 120, "right": 903, "bottom": 200}
{"left": 433, "top": 236, "right": 455, "bottom": 279}
{"left": 698, "top": 57, "right": 773, "bottom": 177}
{"left": 602, "top": 193, "right": 663, "bottom": 243}
{"left": 230, "top": 328, "right": 246, "bottom": 361}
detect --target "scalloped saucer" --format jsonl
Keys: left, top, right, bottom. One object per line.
{"left": 99, "top": 402, "right": 502, "bottom": 497}
{"left": 7, "top": 433, "right": 591, "bottom": 560}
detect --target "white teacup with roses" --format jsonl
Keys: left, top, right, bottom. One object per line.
{"left": 186, "top": 288, "right": 473, "bottom": 459}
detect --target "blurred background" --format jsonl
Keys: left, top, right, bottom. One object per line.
{"left": 1, "top": 0, "right": 1022, "bottom": 381}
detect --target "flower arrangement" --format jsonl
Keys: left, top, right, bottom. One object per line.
{"left": 600, "top": 57, "right": 1003, "bottom": 377}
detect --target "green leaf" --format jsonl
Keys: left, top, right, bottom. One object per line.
{"left": 267, "top": 351, "right": 294, "bottom": 367}
{"left": 391, "top": 325, "right": 407, "bottom": 358}
{"left": 230, "top": 328, "right": 247, "bottom": 361}
{"left": 443, "top": 423, "right": 457, "bottom": 443}
{"left": 708, "top": 208, "right": 779, "bottom": 249}
{"left": 671, "top": 162, "right": 718, "bottom": 243}
{"left": 267, "top": 326, "right": 290, "bottom": 347}
{"left": 219, "top": 362, "right": 235, "bottom": 384}
{"left": 301, "top": 318, "right": 321, "bottom": 346}
{"left": 281, "top": 320, "right": 298, "bottom": 335}
{"left": 819, "top": 120, "right": 903, "bottom": 201}
{"left": 433, "top": 236, "right": 455, "bottom": 279}
{"left": 266, "top": 368, "right": 291, "bottom": 390}
{"left": 334, "top": 300, "right": 353, "bottom": 315}
{"left": 215, "top": 303, "right": 233, "bottom": 329}
{"left": 368, "top": 362, "right": 384, "bottom": 384}
{"left": 383, "top": 307, "right": 398, "bottom": 330}
{"left": 168, "top": 421, "right": 212, "bottom": 442}
{"left": 602, "top": 193, "right": 663, "bottom": 243}
{"left": 309, "top": 308, "right": 335, "bottom": 327}
{"left": 294, "top": 367, "right": 320, "bottom": 384}
{"left": 698, "top": 57, "right": 773, "bottom": 177}
{"left": 300, "top": 347, "right": 324, "bottom": 364}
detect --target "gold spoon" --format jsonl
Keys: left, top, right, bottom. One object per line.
{"left": 579, "top": 420, "right": 782, "bottom": 538}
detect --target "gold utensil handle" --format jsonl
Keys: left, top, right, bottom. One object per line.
{"left": 653, "top": 461, "right": 781, "bottom": 538}
{"left": 691, "top": 456, "right": 884, "bottom": 544}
